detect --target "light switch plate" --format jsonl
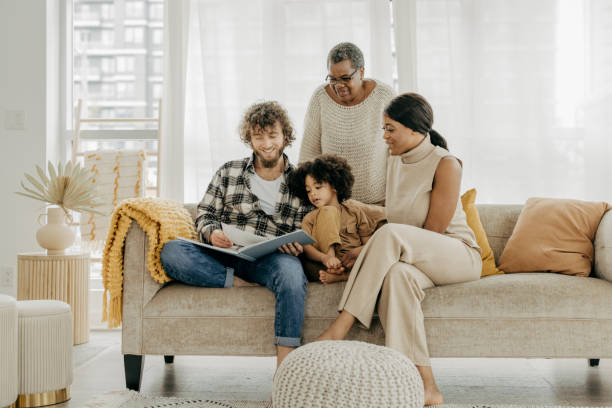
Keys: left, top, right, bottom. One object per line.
{"left": 0, "top": 265, "right": 16, "bottom": 297}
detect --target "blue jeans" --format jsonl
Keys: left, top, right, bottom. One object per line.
{"left": 160, "top": 240, "right": 307, "bottom": 347}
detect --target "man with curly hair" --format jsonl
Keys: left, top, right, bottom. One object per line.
{"left": 160, "top": 101, "right": 311, "bottom": 368}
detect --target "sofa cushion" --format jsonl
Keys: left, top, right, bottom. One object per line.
{"left": 461, "top": 189, "right": 502, "bottom": 277}
{"left": 594, "top": 210, "right": 612, "bottom": 282}
{"left": 498, "top": 198, "right": 611, "bottom": 276}
{"left": 144, "top": 280, "right": 348, "bottom": 319}
{"left": 144, "top": 273, "right": 612, "bottom": 321}
{"left": 422, "top": 273, "right": 612, "bottom": 319}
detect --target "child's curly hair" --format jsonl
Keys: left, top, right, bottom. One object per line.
{"left": 289, "top": 155, "right": 354, "bottom": 205}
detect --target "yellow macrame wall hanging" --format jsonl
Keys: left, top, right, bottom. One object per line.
{"left": 81, "top": 149, "right": 147, "bottom": 243}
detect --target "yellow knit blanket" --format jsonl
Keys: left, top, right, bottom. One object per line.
{"left": 101, "top": 197, "right": 196, "bottom": 328}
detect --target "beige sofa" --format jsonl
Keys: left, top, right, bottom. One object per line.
{"left": 121, "top": 204, "right": 612, "bottom": 390}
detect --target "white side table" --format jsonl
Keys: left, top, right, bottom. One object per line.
{"left": 17, "top": 252, "right": 90, "bottom": 345}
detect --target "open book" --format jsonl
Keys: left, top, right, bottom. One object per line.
{"left": 178, "top": 224, "right": 315, "bottom": 262}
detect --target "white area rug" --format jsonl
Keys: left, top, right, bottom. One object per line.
{"left": 85, "top": 391, "right": 267, "bottom": 408}
{"left": 85, "top": 391, "right": 608, "bottom": 408}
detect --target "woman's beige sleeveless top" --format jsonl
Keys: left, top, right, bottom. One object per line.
{"left": 385, "top": 135, "right": 480, "bottom": 252}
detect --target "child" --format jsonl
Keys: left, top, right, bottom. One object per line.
{"left": 289, "top": 155, "right": 386, "bottom": 284}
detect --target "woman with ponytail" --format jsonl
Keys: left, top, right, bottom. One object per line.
{"left": 316, "top": 93, "right": 482, "bottom": 405}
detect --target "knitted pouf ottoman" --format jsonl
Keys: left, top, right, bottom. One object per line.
{"left": 17, "top": 300, "right": 73, "bottom": 408}
{"left": 0, "top": 295, "right": 17, "bottom": 408}
{"left": 273, "top": 341, "right": 424, "bottom": 408}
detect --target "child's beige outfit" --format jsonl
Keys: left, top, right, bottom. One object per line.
{"left": 338, "top": 135, "right": 482, "bottom": 366}
{"left": 300, "top": 200, "right": 386, "bottom": 282}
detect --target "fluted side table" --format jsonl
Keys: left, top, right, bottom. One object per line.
{"left": 17, "top": 252, "right": 90, "bottom": 344}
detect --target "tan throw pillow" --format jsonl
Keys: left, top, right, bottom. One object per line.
{"left": 498, "top": 198, "right": 612, "bottom": 276}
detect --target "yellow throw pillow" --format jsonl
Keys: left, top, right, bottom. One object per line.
{"left": 461, "top": 188, "right": 503, "bottom": 277}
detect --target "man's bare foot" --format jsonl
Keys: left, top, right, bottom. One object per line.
{"left": 319, "top": 270, "right": 349, "bottom": 284}
{"left": 233, "top": 276, "right": 258, "bottom": 287}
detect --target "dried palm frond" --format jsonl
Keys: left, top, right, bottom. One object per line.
{"left": 16, "top": 161, "right": 105, "bottom": 219}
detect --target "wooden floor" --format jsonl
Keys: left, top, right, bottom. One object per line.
{"left": 59, "top": 330, "right": 612, "bottom": 407}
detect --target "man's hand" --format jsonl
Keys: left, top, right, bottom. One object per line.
{"left": 278, "top": 242, "right": 304, "bottom": 257}
{"left": 341, "top": 246, "right": 363, "bottom": 270}
{"left": 210, "top": 229, "right": 233, "bottom": 248}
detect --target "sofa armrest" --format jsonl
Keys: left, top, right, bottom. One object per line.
{"left": 594, "top": 210, "right": 612, "bottom": 281}
{"left": 122, "top": 222, "right": 163, "bottom": 354}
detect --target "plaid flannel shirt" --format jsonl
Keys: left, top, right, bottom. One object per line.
{"left": 195, "top": 154, "right": 312, "bottom": 243}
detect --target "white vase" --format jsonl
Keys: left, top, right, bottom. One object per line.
{"left": 36, "top": 206, "right": 76, "bottom": 255}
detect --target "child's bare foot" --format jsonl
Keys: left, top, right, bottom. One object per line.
{"left": 233, "top": 276, "right": 258, "bottom": 287}
{"left": 325, "top": 266, "right": 345, "bottom": 275}
{"left": 319, "top": 270, "right": 349, "bottom": 284}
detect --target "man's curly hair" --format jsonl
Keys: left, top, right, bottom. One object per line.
{"left": 288, "top": 155, "right": 354, "bottom": 205}
{"left": 239, "top": 101, "right": 295, "bottom": 146}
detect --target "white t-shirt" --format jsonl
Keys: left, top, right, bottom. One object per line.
{"left": 250, "top": 172, "right": 282, "bottom": 215}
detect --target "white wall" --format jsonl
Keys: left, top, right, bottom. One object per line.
{"left": 0, "top": 0, "right": 61, "bottom": 296}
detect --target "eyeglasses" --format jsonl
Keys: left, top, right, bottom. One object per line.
{"left": 325, "top": 69, "right": 359, "bottom": 85}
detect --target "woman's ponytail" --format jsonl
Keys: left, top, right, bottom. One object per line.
{"left": 428, "top": 129, "right": 448, "bottom": 151}
{"left": 385, "top": 93, "right": 449, "bottom": 150}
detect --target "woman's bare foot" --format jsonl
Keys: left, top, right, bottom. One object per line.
{"left": 315, "top": 310, "right": 356, "bottom": 341}
{"left": 319, "top": 270, "right": 349, "bottom": 284}
{"left": 417, "top": 365, "right": 444, "bottom": 406}
{"left": 424, "top": 386, "right": 443, "bottom": 406}
{"left": 233, "top": 276, "right": 258, "bottom": 287}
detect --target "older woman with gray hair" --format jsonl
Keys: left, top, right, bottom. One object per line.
{"left": 299, "top": 42, "right": 395, "bottom": 205}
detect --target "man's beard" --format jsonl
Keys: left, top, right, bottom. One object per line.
{"left": 255, "top": 148, "right": 284, "bottom": 168}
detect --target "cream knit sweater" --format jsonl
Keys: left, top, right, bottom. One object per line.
{"left": 299, "top": 79, "right": 395, "bottom": 204}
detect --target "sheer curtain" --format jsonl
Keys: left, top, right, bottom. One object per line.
{"left": 161, "top": 0, "right": 393, "bottom": 203}
{"left": 396, "top": 0, "right": 612, "bottom": 203}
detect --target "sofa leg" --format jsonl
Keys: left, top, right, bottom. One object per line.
{"left": 589, "top": 359, "right": 600, "bottom": 367}
{"left": 124, "top": 354, "right": 145, "bottom": 391}
{"left": 164, "top": 355, "right": 175, "bottom": 364}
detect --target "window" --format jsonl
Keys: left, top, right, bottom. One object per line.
{"left": 74, "top": 3, "right": 93, "bottom": 20}
{"left": 151, "top": 28, "right": 163, "bottom": 45}
{"left": 101, "top": 83, "right": 115, "bottom": 98}
{"left": 100, "top": 57, "right": 115, "bottom": 73}
{"left": 124, "top": 27, "right": 144, "bottom": 44}
{"left": 151, "top": 82, "right": 163, "bottom": 99}
{"left": 125, "top": 1, "right": 145, "bottom": 18}
{"left": 101, "top": 29, "right": 114, "bottom": 46}
{"left": 151, "top": 56, "right": 163, "bottom": 74}
{"left": 88, "top": 82, "right": 102, "bottom": 96}
{"left": 116, "top": 56, "right": 135, "bottom": 72}
{"left": 117, "top": 82, "right": 136, "bottom": 97}
{"left": 76, "top": 30, "right": 90, "bottom": 47}
{"left": 101, "top": 4, "right": 114, "bottom": 20}
{"left": 70, "top": 0, "right": 165, "bottom": 329}
{"left": 149, "top": 3, "right": 163, "bottom": 20}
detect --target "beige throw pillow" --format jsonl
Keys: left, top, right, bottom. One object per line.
{"left": 498, "top": 198, "right": 611, "bottom": 277}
